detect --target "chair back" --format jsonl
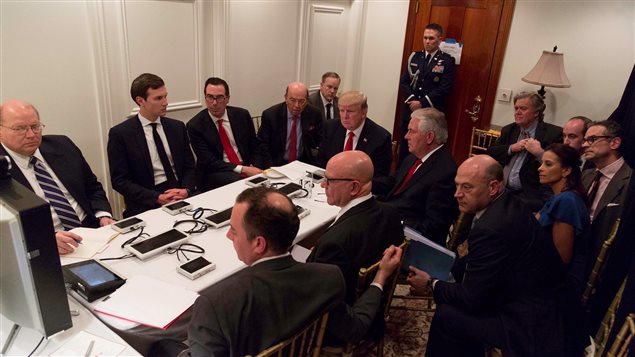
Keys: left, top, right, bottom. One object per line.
{"left": 469, "top": 127, "right": 500, "bottom": 157}
{"left": 582, "top": 218, "right": 621, "bottom": 308}
{"left": 250, "top": 311, "right": 330, "bottom": 357}
{"left": 606, "top": 312, "right": 635, "bottom": 357}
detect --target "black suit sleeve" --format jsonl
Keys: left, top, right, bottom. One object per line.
{"left": 487, "top": 125, "right": 514, "bottom": 165}
{"left": 307, "top": 239, "right": 350, "bottom": 283}
{"left": 327, "top": 288, "right": 382, "bottom": 343}
{"left": 176, "top": 123, "right": 198, "bottom": 193}
{"left": 188, "top": 295, "right": 229, "bottom": 357}
{"left": 107, "top": 127, "right": 160, "bottom": 207}
{"left": 255, "top": 110, "right": 276, "bottom": 169}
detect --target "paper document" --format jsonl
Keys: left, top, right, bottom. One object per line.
{"left": 291, "top": 245, "right": 312, "bottom": 263}
{"left": 401, "top": 226, "right": 456, "bottom": 280}
{"left": 50, "top": 330, "right": 127, "bottom": 356}
{"left": 66, "top": 228, "right": 118, "bottom": 259}
{"left": 94, "top": 275, "right": 199, "bottom": 330}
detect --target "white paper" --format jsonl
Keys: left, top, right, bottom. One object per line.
{"left": 65, "top": 228, "right": 119, "bottom": 259}
{"left": 50, "top": 331, "right": 126, "bottom": 357}
{"left": 94, "top": 275, "right": 198, "bottom": 330}
{"left": 270, "top": 161, "right": 310, "bottom": 181}
{"left": 291, "top": 245, "right": 312, "bottom": 263}
{"left": 439, "top": 39, "right": 462, "bottom": 65}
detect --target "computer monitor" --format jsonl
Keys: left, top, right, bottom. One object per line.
{"left": 0, "top": 176, "right": 72, "bottom": 339}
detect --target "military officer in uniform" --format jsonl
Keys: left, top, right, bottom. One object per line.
{"left": 398, "top": 22, "right": 456, "bottom": 164}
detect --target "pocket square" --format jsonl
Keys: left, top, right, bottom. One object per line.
{"left": 607, "top": 203, "right": 620, "bottom": 207}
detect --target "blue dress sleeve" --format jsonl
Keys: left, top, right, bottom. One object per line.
{"left": 538, "top": 191, "right": 589, "bottom": 236}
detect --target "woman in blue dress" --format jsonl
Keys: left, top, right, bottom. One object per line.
{"left": 537, "top": 143, "right": 590, "bottom": 356}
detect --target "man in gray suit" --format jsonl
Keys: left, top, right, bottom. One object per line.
{"left": 308, "top": 71, "right": 341, "bottom": 121}
{"left": 581, "top": 120, "right": 632, "bottom": 334}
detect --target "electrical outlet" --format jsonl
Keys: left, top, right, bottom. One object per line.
{"left": 498, "top": 88, "right": 512, "bottom": 102}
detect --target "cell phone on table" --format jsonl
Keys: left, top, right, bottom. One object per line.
{"left": 177, "top": 257, "right": 215, "bottom": 280}
{"left": 162, "top": 201, "right": 192, "bottom": 215}
{"left": 246, "top": 176, "right": 270, "bottom": 187}
{"left": 111, "top": 217, "right": 145, "bottom": 233}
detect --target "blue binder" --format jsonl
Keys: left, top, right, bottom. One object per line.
{"left": 401, "top": 226, "right": 456, "bottom": 281}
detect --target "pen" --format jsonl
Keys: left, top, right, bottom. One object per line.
{"left": 106, "top": 232, "right": 121, "bottom": 244}
{"left": 84, "top": 340, "right": 94, "bottom": 357}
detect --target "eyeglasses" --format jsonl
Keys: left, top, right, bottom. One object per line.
{"left": 287, "top": 98, "right": 307, "bottom": 106}
{"left": 324, "top": 177, "right": 357, "bottom": 186}
{"left": 1, "top": 123, "right": 45, "bottom": 135}
{"left": 205, "top": 95, "right": 226, "bottom": 102}
{"left": 583, "top": 135, "right": 613, "bottom": 145}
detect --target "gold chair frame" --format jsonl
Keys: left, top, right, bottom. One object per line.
{"left": 250, "top": 312, "right": 330, "bottom": 357}
{"left": 469, "top": 128, "right": 500, "bottom": 157}
{"left": 607, "top": 312, "right": 635, "bottom": 357}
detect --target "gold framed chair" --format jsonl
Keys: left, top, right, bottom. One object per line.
{"left": 469, "top": 127, "right": 501, "bottom": 157}
{"left": 249, "top": 311, "right": 330, "bottom": 357}
{"left": 342, "top": 239, "right": 410, "bottom": 357}
{"left": 582, "top": 219, "right": 621, "bottom": 308}
{"left": 606, "top": 312, "right": 635, "bottom": 357}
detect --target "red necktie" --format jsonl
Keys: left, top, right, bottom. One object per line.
{"left": 344, "top": 132, "right": 355, "bottom": 151}
{"left": 394, "top": 158, "right": 422, "bottom": 194}
{"left": 288, "top": 115, "right": 298, "bottom": 162}
{"left": 217, "top": 119, "right": 241, "bottom": 165}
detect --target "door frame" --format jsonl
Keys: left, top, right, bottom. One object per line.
{"left": 392, "top": 0, "right": 516, "bottom": 161}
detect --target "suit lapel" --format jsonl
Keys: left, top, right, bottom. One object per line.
{"left": 355, "top": 121, "right": 370, "bottom": 152}
{"left": 161, "top": 118, "right": 182, "bottom": 177}
{"left": 278, "top": 104, "right": 289, "bottom": 151}
{"left": 0, "top": 146, "right": 31, "bottom": 189}
{"left": 594, "top": 164, "right": 631, "bottom": 218}
{"left": 132, "top": 116, "right": 155, "bottom": 179}
{"left": 389, "top": 155, "right": 416, "bottom": 196}
{"left": 227, "top": 107, "right": 246, "bottom": 159}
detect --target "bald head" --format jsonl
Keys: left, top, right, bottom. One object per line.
{"left": 454, "top": 155, "right": 503, "bottom": 213}
{"left": 0, "top": 100, "right": 43, "bottom": 156}
{"left": 322, "top": 151, "right": 373, "bottom": 207}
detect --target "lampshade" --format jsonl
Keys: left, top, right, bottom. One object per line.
{"left": 522, "top": 50, "right": 571, "bottom": 88}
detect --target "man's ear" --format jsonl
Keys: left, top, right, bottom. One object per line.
{"left": 610, "top": 136, "right": 622, "bottom": 151}
{"left": 253, "top": 235, "right": 268, "bottom": 255}
{"left": 489, "top": 180, "right": 501, "bottom": 197}
{"left": 135, "top": 96, "right": 144, "bottom": 107}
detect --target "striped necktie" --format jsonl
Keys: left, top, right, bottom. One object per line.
{"left": 30, "top": 156, "right": 82, "bottom": 230}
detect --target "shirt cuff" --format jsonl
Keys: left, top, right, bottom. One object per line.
{"left": 95, "top": 211, "right": 112, "bottom": 219}
{"left": 370, "top": 282, "right": 383, "bottom": 292}
{"left": 233, "top": 165, "right": 243, "bottom": 174}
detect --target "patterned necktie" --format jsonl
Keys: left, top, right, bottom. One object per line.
{"left": 216, "top": 119, "right": 241, "bottom": 165}
{"left": 325, "top": 103, "right": 332, "bottom": 120}
{"left": 344, "top": 132, "right": 355, "bottom": 151}
{"left": 288, "top": 115, "right": 298, "bottom": 162}
{"left": 394, "top": 158, "right": 422, "bottom": 195}
{"left": 30, "top": 156, "right": 82, "bottom": 230}
{"left": 587, "top": 170, "right": 603, "bottom": 205}
{"left": 150, "top": 123, "right": 177, "bottom": 186}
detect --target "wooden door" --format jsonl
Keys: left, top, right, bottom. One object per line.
{"left": 394, "top": 0, "right": 515, "bottom": 163}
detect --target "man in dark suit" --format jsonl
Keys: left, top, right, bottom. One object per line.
{"left": 563, "top": 115, "right": 595, "bottom": 171}
{"left": 380, "top": 108, "right": 458, "bottom": 246}
{"left": 398, "top": 22, "right": 455, "bottom": 164}
{"left": 580, "top": 120, "right": 632, "bottom": 334}
{"left": 0, "top": 99, "right": 114, "bottom": 255}
{"left": 308, "top": 71, "right": 340, "bottom": 121}
{"left": 488, "top": 92, "right": 563, "bottom": 211}
{"left": 108, "top": 73, "right": 196, "bottom": 217}
{"left": 255, "top": 82, "right": 322, "bottom": 168}
{"left": 187, "top": 77, "right": 261, "bottom": 190}
{"left": 408, "top": 155, "right": 563, "bottom": 357}
{"left": 318, "top": 91, "right": 392, "bottom": 195}
{"left": 307, "top": 150, "right": 404, "bottom": 345}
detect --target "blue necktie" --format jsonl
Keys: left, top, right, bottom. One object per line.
{"left": 30, "top": 156, "right": 82, "bottom": 230}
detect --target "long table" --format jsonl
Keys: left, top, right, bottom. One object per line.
{"left": 61, "top": 161, "right": 338, "bottom": 331}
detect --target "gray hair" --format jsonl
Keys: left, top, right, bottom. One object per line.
{"left": 411, "top": 108, "right": 448, "bottom": 145}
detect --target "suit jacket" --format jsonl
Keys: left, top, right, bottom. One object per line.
{"left": 186, "top": 106, "right": 258, "bottom": 172}
{"left": 399, "top": 50, "right": 455, "bottom": 112}
{"left": 107, "top": 115, "right": 197, "bottom": 217}
{"left": 488, "top": 121, "right": 563, "bottom": 211}
{"left": 431, "top": 191, "right": 563, "bottom": 357}
{"left": 255, "top": 102, "right": 322, "bottom": 168}
{"left": 307, "top": 197, "right": 404, "bottom": 303}
{"left": 317, "top": 118, "right": 392, "bottom": 194}
{"left": 186, "top": 255, "right": 346, "bottom": 357}
{"left": 308, "top": 90, "right": 340, "bottom": 121}
{"left": 582, "top": 161, "right": 632, "bottom": 332}
{"left": 380, "top": 147, "right": 458, "bottom": 246}
{"left": 0, "top": 135, "right": 111, "bottom": 228}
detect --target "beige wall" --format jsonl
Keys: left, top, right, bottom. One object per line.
{"left": 491, "top": 1, "right": 635, "bottom": 128}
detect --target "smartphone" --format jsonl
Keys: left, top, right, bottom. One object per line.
{"left": 177, "top": 256, "right": 216, "bottom": 280}
{"left": 246, "top": 176, "right": 270, "bottom": 187}
{"left": 307, "top": 169, "right": 325, "bottom": 183}
{"left": 278, "top": 182, "right": 303, "bottom": 197}
{"left": 296, "top": 205, "right": 311, "bottom": 220}
{"left": 125, "top": 229, "right": 190, "bottom": 260}
{"left": 111, "top": 217, "right": 145, "bottom": 233}
{"left": 202, "top": 207, "right": 232, "bottom": 229}
{"left": 162, "top": 200, "right": 192, "bottom": 215}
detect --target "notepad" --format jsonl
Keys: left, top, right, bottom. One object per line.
{"left": 66, "top": 228, "right": 118, "bottom": 259}
{"left": 401, "top": 226, "right": 456, "bottom": 281}
{"left": 50, "top": 331, "right": 127, "bottom": 356}
{"left": 94, "top": 275, "right": 198, "bottom": 330}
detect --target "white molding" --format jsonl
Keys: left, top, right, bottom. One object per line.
{"left": 296, "top": 0, "right": 310, "bottom": 81}
{"left": 312, "top": 4, "right": 344, "bottom": 14}
{"left": 351, "top": 1, "right": 368, "bottom": 90}
{"left": 306, "top": 3, "right": 346, "bottom": 87}
{"left": 210, "top": 0, "right": 228, "bottom": 78}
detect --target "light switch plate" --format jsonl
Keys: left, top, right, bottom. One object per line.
{"left": 498, "top": 88, "right": 512, "bottom": 102}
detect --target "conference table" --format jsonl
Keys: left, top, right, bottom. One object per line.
{"left": 59, "top": 161, "right": 338, "bottom": 349}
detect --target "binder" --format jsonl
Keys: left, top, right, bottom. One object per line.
{"left": 401, "top": 226, "right": 456, "bottom": 281}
